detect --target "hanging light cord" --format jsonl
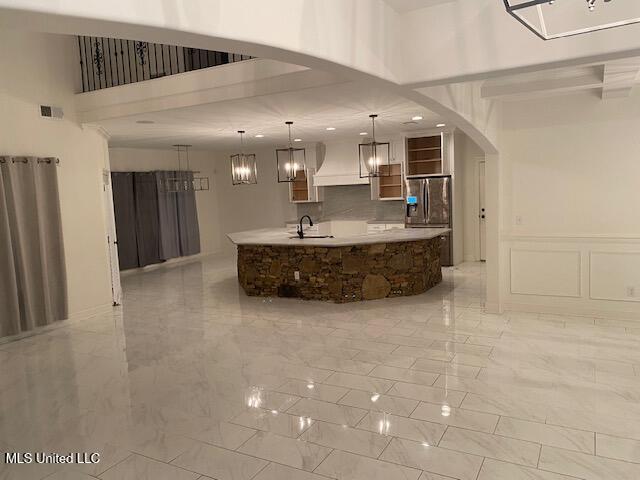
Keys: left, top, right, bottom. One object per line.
{"left": 371, "top": 116, "right": 376, "bottom": 143}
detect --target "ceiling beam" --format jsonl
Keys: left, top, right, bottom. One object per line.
{"left": 601, "top": 60, "right": 640, "bottom": 99}
{"left": 481, "top": 68, "right": 603, "bottom": 100}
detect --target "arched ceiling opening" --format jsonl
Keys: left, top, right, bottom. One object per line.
{"left": 0, "top": 0, "right": 499, "bottom": 153}
{"left": 4, "top": 0, "right": 640, "bottom": 154}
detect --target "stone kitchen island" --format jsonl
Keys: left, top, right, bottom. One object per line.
{"left": 227, "top": 224, "right": 450, "bottom": 302}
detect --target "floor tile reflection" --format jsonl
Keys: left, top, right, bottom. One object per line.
{"left": 1, "top": 258, "right": 639, "bottom": 479}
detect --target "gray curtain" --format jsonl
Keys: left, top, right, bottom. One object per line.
{"left": 0, "top": 156, "right": 67, "bottom": 337}
{"left": 110, "top": 170, "right": 200, "bottom": 271}
{"left": 155, "top": 171, "right": 180, "bottom": 260}
{"left": 133, "top": 172, "right": 161, "bottom": 267}
{"left": 111, "top": 172, "right": 139, "bottom": 270}
{"left": 176, "top": 171, "right": 201, "bottom": 256}
{"left": 0, "top": 168, "right": 20, "bottom": 337}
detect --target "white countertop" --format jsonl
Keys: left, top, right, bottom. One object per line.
{"left": 227, "top": 227, "right": 451, "bottom": 247}
{"left": 284, "top": 219, "right": 404, "bottom": 225}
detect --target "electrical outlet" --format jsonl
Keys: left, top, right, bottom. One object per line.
{"left": 294, "top": 271, "right": 300, "bottom": 281}
{"left": 626, "top": 286, "right": 635, "bottom": 298}
{"left": 515, "top": 216, "right": 523, "bottom": 225}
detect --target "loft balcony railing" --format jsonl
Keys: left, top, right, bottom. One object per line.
{"left": 78, "top": 36, "right": 252, "bottom": 93}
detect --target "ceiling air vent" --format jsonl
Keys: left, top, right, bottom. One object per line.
{"left": 40, "top": 105, "right": 64, "bottom": 120}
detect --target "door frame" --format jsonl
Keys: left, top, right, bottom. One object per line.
{"left": 102, "top": 169, "right": 122, "bottom": 305}
{"left": 478, "top": 160, "right": 486, "bottom": 261}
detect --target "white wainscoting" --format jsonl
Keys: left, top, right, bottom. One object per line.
{"left": 590, "top": 251, "right": 640, "bottom": 303}
{"left": 510, "top": 249, "right": 581, "bottom": 297}
{"left": 501, "top": 234, "right": 640, "bottom": 318}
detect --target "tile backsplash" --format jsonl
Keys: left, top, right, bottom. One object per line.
{"left": 296, "top": 185, "right": 405, "bottom": 222}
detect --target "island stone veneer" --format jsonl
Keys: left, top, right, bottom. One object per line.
{"left": 236, "top": 237, "right": 442, "bottom": 302}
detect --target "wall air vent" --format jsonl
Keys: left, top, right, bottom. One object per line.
{"left": 40, "top": 105, "right": 64, "bottom": 120}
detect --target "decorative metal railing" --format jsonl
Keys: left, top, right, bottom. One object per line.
{"left": 78, "top": 36, "right": 252, "bottom": 92}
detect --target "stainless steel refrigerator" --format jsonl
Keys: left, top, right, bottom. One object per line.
{"left": 405, "top": 175, "right": 452, "bottom": 266}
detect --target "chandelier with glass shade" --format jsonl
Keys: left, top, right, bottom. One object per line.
{"left": 230, "top": 130, "right": 257, "bottom": 185}
{"left": 359, "top": 114, "right": 390, "bottom": 179}
{"left": 276, "top": 121, "right": 306, "bottom": 183}
{"left": 504, "top": 0, "right": 640, "bottom": 40}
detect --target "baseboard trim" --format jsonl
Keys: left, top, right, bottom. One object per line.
{"left": 484, "top": 302, "right": 503, "bottom": 314}
{"left": 119, "top": 252, "right": 217, "bottom": 277}
{"left": 0, "top": 302, "right": 114, "bottom": 345}
{"left": 67, "top": 302, "right": 114, "bottom": 321}
{"left": 503, "top": 301, "right": 640, "bottom": 321}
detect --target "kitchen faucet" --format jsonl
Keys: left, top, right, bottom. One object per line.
{"left": 297, "top": 215, "right": 313, "bottom": 239}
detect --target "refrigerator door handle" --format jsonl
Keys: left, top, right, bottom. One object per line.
{"left": 423, "top": 179, "right": 429, "bottom": 222}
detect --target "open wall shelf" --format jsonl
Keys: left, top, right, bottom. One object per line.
{"left": 289, "top": 167, "right": 322, "bottom": 203}
{"left": 407, "top": 135, "right": 442, "bottom": 176}
{"left": 291, "top": 170, "right": 309, "bottom": 202}
{"left": 377, "top": 163, "right": 403, "bottom": 199}
{"left": 370, "top": 162, "right": 404, "bottom": 201}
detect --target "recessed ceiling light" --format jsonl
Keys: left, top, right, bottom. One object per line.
{"left": 326, "top": 127, "right": 336, "bottom": 131}
{"left": 255, "top": 134, "right": 265, "bottom": 138}
{"left": 294, "top": 138, "right": 302, "bottom": 142}
{"left": 402, "top": 121, "right": 417, "bottom": 125}
{"left": 359, "top": 132, "right": 368, "bottom": 136}
{"left": 136, "top": 120, "right": 155, "bottom": 124}
{"left": 436, "top": 123, "right": 446, "bottom": 127}
{"left": 412, "top": 115, "right": 423, "bottom": 121}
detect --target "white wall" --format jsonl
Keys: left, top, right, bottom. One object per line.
{"left": 0, "top": 29, "right": 113, "bottom": 318}
{"left": 109, "top": 146, "right": 296, "bottom": 255}
{"left": 498, "top": 92, "right": 640, "bottom": 317}
{"left": 108, "top": 147, "right": 221, "bottom": 255}
{"left": 211, "top": 147, "right": 296, "bottom": 252}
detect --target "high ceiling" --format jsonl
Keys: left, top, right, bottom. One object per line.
{"left": 99, "top": 82, "right": 443, "bottom": 150}
{"left": 384, "top": 0, "right": 456, "bottom": 13}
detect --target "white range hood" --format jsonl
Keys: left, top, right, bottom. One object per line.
{"left": 313, "top": 140, "right": 370, "bottom": 187}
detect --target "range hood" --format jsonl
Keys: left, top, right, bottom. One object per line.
{"left": 313, "top": 140, "right": 370, "bottom": 187}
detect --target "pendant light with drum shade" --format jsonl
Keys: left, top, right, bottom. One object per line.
{"left": 359, "top": 114, "right": 390, "bottom": 178}
{"left": 230, "top": 130, "right": 257, "bottom": 185}
{"left": 276, "top": 121, "right": 306, "bottom": 183}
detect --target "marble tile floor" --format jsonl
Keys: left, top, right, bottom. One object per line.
{"left": 2, "top": 256, "right": 640, "bottom": 479}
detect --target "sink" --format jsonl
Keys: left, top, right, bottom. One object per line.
{"left": 288, "top": 235, "right": 335, "bottom": 239}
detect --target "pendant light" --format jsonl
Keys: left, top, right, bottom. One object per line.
{"left": 276, "top": 121, "right": 306, "bottom": 183}
{"left": 165, "top": 144, "right": 210, "bottom": 193}
{"left": 505, "top": 0, "right": 639, "bottom": 40}
{"left": 230, "top": 130, "right": 257, "bottom": 185}
{"left": 359, "top": 114, "right": 390, "bottom": 178}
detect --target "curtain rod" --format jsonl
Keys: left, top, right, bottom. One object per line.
{"left": 0, "top": 157, "right": 60, "bottom": 165}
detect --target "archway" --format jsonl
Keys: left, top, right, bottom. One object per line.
{"left": 0, "top": 0, "right": 502, "bottom": 311}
